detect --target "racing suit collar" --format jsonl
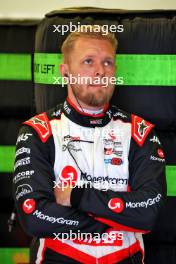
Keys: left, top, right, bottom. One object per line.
{"left": 62, "top": 98, "right": 113, "bottom": 127}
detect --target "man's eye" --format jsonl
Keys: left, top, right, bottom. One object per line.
{"left": 104, "top": 60, "right": 113, "bottom": 66}
{"left": 84, "top": 59, "right": 92, "bottom": 64}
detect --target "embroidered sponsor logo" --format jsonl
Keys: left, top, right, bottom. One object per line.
{"left": 16, "top": 133, "right": 32, "bottom": 144}
{"left": 113, "top": 150, "right": 123, "bottom": 156}
{"left": 126, "top": 194, "right": 162, "bottom": 208}
{"left": 13, "top": 170, "right": 34, "bottom": 184}
{"left": 108, "top": 130, "right": 117, "bottom": 141}
{"left": 14, "top": 157, "right": 30, "bottom": 170}
{"left": 150, "top": 155, "right": 165, "bottom": 162}
{"left": 104, "top": 159, "right": 112, "bottom": 164}
{"left": 103, "top": 131, "right": 123, "bottom": 157}
{"left": 111, "top": 158, "right": 123, "bottom": 165}
{"left": 104, "top": 158, "right": 123, "bottom": 165}
{"left": 63, "top": 101, "right": 71, "bottom": 114}
{"left": 90, "top": 119, "right": 103, "bottom": 125}
{"left": 157, "top": 148, "right": 164, "bottom": 158}
{"left": 59, "top": 166, "right": 78, "bottom": 187}
{"left": 108, "top": 198, "right": 124, "bottom": 213}
{"left": 15, "top": 147, "right": 30, "bottom": 157}
{"left": 114, "top": 111, "right": 127, "bottom": 119}
{"left": 51, "top": 109, "right": 61, "bottom": 117}
{"left": 62, "top": 143, "right": 82, "bottom": 152}
{"left": 62, "top": 135, "right": 82, "bottom": 152}
{"left": 64, "top": 135, "right": 80, "bottom": 141}
{"left": 22, "top": 199, "right": 36, "bottom": 214}
{"left": 150, "top": 136, "right": 161, "bottom": 145}
{"left": 33, "top": 210, "right": 79, "bottom": 226}
{"left": 15, "top": 184, "right": 33, "bottom": 200}
{"left": 106, "top": 110, "right": 113, "bottom": 119}
{"left": 80, "top": 173, "right": 128, "bottom": 186}
{"left": 104, "top": 148, "right": 113, "bottom": 155}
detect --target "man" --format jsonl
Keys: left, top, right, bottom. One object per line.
{"left": 13, "top": 26, "right": 166, "bottom": 264}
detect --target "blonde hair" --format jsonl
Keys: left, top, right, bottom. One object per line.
{"left": 61, "top": 25, "right": 118, "bottom": 62}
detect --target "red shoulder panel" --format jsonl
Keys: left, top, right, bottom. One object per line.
{"left": 131, "top": 114, "right": 154, "bottom": 147}
{"left": 23, "top": 112, "right": 52, "bottom": 143}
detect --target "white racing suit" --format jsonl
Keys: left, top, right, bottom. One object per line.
{"left": 13, "top": 98, "right": 166, "bottom": 264}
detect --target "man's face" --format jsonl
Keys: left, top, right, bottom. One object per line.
{"left": 63, "top": 37, "right": 116, "bottom": 108}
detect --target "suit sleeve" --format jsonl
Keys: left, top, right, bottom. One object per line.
{"left": 71, "top": 128, "right": 166, "bottom": 232}
{"left": 13, "top": 125, "right": 109, "bottom": 238}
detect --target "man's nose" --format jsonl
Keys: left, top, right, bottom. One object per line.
{"left": 94, "top": 63, "right": 105, "bottom": 77}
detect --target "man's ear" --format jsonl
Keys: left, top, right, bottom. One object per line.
{"left": 60, "top": 63, "right": 69, "bottom": 77}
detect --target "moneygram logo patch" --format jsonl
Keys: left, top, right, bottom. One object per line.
{"left": 157, "top": 149, "right": 164, "bottom": 158}
{"left": 22, "top": 199, "right": 36, "bottom": 214}
{"left": 108, "top": 198, "right": 124, "bottom": 213}
{"left": 126, "top": 194, "right": 162, "bottom": 209}
{"left": 108, "top": 194, "right": 162, "bottom": 212}
{"left": 60, "top": 166, "right": 78, "bottom": 187}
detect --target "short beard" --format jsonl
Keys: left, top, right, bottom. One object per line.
{"left": 71, "top": 84, "right": 114, "bottom": 107}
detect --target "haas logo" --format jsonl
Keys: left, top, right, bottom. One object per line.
{"left": 108, "top": 198, "right": 124, "bottom": 213}
{"left": 60, "top": 166, "right": 78, "bottom": 187}
{"left": 22, "top": 199, "right": 36, "bottom": 214}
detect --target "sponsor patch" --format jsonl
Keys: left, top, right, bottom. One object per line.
{"left": 108, "top": 198, "right": 124, "bottom": 213}
{"left": 132, "top": 115, "right": 154, "bottom": 147}
{"left": 157, "top": 148, "right": 164, "bottom": 158}
{"left": 111, "top": 158, "right": 123, "bottom": 165}
{"left": 90, "top": 119, "right": 103, "bottom": 125}
{"left": 80, "top": 173, "right": 128, "bottom": 187}
{"left": 15, "top": 184, "right": 33, "bottom": 200}
{"left": 108, "top": 130, "right": 117, "bottom": 141}
{"left": 104, "top": 148, "right": 113, "bottom": 155}
{"left": 22, "top": 199, "right": 36, "bottom": 214}
{"left": 51, "top": 109, "right": 61, "bottom": 117}
{"left": 104, "top": 159, "right": 112, "bottom": 164}
{"left": 150, "top": 136, "right": 161, "bottom": 145}
{"left": 105, "top": 158, "right": 123, "bottom": 165}
{"left": 16, "top": 133, "right": 32, "bottom": 144}
{"left": 14, "top": 157, "right": 30, "bottom": 170}
{"left": 15, "top": 147, "right": 30, "bottom": 157}
{"left": 13, "top": 170, "right": 34, "bottom": 184}
{"left": 150, "top": 155, "right": 165, "bottom": 163}
{"left": 63, "top": 101, "right": 71, "bottom": 114}
{"left": 113, "top": 111, "right": 127, "bottom": 119}
{"left": 23, "top": 113, "right": 52, "bottom": 143}
{"left": 126, "top": 194, "right": 162, "bottom": 208}
{"left": 59, "top": 166, "right": 78, "bottom": 187}
{"left": 33, "top": 210, "right": 79, "bottom": 226}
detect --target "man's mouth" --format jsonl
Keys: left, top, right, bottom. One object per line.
{"left": 89, "top": 82, "right": 107, "bottom": 88}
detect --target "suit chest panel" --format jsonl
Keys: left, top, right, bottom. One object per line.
{"left": 51, "top": 116, "right": 131, "bottom": 191}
